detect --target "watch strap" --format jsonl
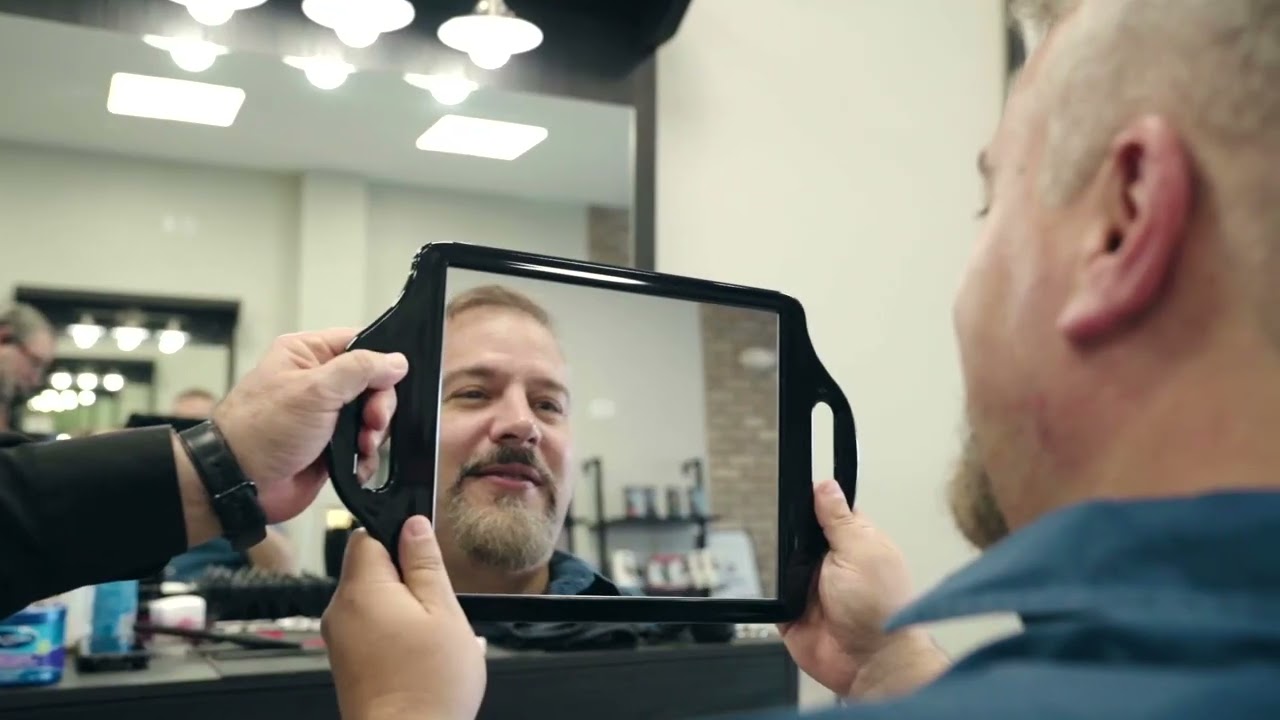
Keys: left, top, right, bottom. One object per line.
{"left": 178, "top": 420, "right": 268, "bottom": 552}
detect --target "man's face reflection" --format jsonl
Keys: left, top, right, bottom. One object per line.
{"left": 434, "top": 306, "right": 572, "bottom": 574}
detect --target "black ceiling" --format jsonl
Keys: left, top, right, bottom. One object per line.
{"left": 0, "top": 0, "right": 692, "bottom": 102}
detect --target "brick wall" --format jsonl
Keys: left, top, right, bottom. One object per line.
{"left": 586, "top": 210, "right": 777, "bottom": 595}
{"left": 586, "top": 206, "right": 632, "bottom": 267}
{"left": 697, "top": 304, "right": 779, "bottom": 597}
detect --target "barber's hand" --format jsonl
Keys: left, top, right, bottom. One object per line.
{"left": 212, "top": 328, "right": 407, "bottom": 523}
{"left": 323, "top": 516, "right": 486, "bottom": 720}
{"left": 779, "top": 480, "right": 947, "bottom": 699}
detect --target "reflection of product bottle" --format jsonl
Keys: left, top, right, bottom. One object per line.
{"left": 89, "top": 580, "right": 138, "bottom": 655}
{"left": 688, "top": 485, "right": 709, "bottom": 518}
{"left": 610, "top": 550, "right": 643, "bottom": 590}
{"left": 642, "top": 487, "right": 660, "bottom": 518}
{"left": 645, "top": 556, "right": 667, "bottom": 589}
{"left": 665, "top": 486, "right": 683, "bottom": 518}
{"left": 666, "top": 555, "right": 692, "bottom": 590}
{"left": 624, "top": 487, "right": 645, "bottom": 519}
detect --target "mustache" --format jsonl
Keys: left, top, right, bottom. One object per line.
{"left": 459, "top": 444, "right": 555, "bottom": 488}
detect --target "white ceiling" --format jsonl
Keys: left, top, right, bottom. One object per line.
{"left": 0, "top": 12, "right": 635, "bottom": 207}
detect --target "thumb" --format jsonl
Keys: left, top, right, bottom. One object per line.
{"left": 398, "top": 514, "right": 458, "bottom": 611}
{"left": 814, "top": 479, "right": 859, "bottom": 553}
{"left": 316, "top": 350, "right": 408, "bottom": 404}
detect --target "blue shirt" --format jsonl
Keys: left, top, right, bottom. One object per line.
{"left": 744, "top": 491, "right": 1280, "bottom": 720}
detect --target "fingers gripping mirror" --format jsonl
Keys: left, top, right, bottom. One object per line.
{"left": 326, "top": 242, "right": 857, "bottom": 624}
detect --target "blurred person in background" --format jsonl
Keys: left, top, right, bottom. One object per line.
{"left": 169, "top": 387, "right": 217, "bottom": 420}
{"left": 0, "top": 303, "right": 55, "bottom": 433}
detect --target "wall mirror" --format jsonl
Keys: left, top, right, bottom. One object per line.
{"left": 0, "top": 0, "right": 679, "bottom": 583}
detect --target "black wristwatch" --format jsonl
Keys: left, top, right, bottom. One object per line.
{"left": 177, "top": 420, "right": 268, "bottom": 551}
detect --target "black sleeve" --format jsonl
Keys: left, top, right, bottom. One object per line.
{"left": 0, "top": 427, "right": 187, "bottom": 618}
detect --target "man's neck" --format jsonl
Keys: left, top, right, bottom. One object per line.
{"left": 1053, "top": 342, "right": 1280, "bottom": 513}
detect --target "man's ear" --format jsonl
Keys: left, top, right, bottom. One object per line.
{"left": 1057, "top": 115, "right": 1193, "bottom": 345}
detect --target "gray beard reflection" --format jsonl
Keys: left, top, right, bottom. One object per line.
{"left": 443, "top": 447, "right": 560, "bottom": 573}
{"left": 946, "top": 427, "right": 1010, "bottom": 550}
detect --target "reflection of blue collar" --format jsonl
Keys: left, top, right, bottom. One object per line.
{"left": 546, "top": 550, "right": 625, "bottom": 595}
{"left": 887, "top": 490, "right": 1280, "bottom": 634}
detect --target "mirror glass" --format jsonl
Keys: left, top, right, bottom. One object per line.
{"left": 0, "top": 7, "right": 641, "bottom": 585}
{"left": 412, "top": 269, "right": 781, "bottom": 599}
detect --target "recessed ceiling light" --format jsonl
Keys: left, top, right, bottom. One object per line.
{"left": 107, "top": 72, "right": 246, "bottom": 127}
{"left": 414, "top": 114, "right": 547, "bottom": 160}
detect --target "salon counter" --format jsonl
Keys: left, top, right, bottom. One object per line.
{"left": 0, "top": 639, "right": 798, "bottom": 720}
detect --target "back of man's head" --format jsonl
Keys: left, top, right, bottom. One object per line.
{"left": 0, "top": 303, "right": 53, "bottom": 347}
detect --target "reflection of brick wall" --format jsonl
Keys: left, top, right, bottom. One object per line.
{"left": 587, "top": 206, "right": 632, "bottom": 267}
{"left": 699, "top": 305, "right": 779, "bottom": 597}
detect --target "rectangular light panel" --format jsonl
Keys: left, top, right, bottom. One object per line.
{"left": 107, "top": 72, "right": 246, "bottom": 127}
{"left": 415, "top": 114, "right": 548, "bottom": 161}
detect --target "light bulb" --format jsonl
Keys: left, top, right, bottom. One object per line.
{"left": 50, "top": 372, "right": 72, "bottom": 391}
{"left": 171, "top": 46, "right": 218, "bottom": 72}
{"left": 78, "top": 390, "right": 97, "bottom": 407}
{"left": 76, "top": 373, "right": 98, "bottom": 391}
{"left": 68, "top": 323, "right": 103, "bottom": 349}
{"left": 158, "top": 329, "right": 188, "bottom": 354}
{"left": 186, "top": 0, "right": 235, "bottom": 25}
{"left": 468, "top": 49, "right": 510, "bottom": 70}
{"left": 431, "top": 81, "right": 475, "bottom": 105}
{"left": 306, "top": 66, "right": 349, "bottom": 89}
{"left": 112, "top": 326, "right": 150, "bottom": 352}
{"left": 102, "top": 373, "right": 125, "bottom": 393}
{"left": 335, "top": 25, "right": 379, "bottom": 49}
{"left": 59, "top": 389, "right": 79, "bottom": 411}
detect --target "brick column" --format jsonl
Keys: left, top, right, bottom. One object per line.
{"left": 586, "top": 206, "right": 633, "bottom": 267}
{"left": 699, "top": 304, "right": 779, "bottom": 596}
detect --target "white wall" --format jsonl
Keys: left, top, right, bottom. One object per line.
{"left": 444, "top": 269, "right": 710, "bottom": 569}
{"left": 0, "top": 142, "right": 299, "bottom": 378}
{"left": 656, "top": 0, "right": 1017, "bottom": 707}
{"left": 0, "top": 139, "right": 600, "bottom": 574}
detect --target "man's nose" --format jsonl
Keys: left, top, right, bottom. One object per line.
{"left": 490, "top": 394, "right": 540, "bottom": 446}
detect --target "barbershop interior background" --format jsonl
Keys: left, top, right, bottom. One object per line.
{"left": 0, "top": 0, "right": 1012, "bottom": 713}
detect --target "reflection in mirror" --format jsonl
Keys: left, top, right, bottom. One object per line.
{"left": 428, "top": 269, "right": 781, "bottom": 599}
{"left": 0, "top": 7, "right": 642, "bottom": 582}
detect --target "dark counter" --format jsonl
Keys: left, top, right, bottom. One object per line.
{"left": 0, "top": 640, "right": 798, "bottom": 720}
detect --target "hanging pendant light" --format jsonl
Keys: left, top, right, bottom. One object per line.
{"left": 301, "top": 0, "right": 415, "bottom": 49}
{"left": 169, "top": 0, "right": 267, "bottom": 27}
{"left": 437, "top": 0, "right": 543, "bottom": 71}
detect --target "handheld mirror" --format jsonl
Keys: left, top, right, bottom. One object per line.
{"left": 326, "top": 241, "right": 857, "bottom": 624}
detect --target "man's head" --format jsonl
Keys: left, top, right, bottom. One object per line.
{"left": 950, "top": 0, "right": 1280, "bottom": 548}
{"left": 435, "top": 284, "right": 572, "bottom": 574}
{"left": 170, "top": 388, "right": 218, "bottom": 419}
{"left": 0, "top": 303, "right": 55, "bottom": 408}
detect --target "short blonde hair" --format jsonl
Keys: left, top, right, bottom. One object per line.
{"left": 445, "top": 284, "right": 553, "bottom": 330}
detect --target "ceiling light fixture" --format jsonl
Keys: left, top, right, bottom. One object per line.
{"left": 169, "top": 0, "right": 267, "bottom": 27}
{"left": 300, "top": 0, "right": 414, "bottom": 49}
{"left": 112, "top": 324, "right": 150, "bottom": 352}
{"left": 283, "top": 56, "right": 356, "bottom": 90}
{"left": 102, "top": 373, "right": 126, "bottom": 393}
{"left": 157, "top": 320, "right": 189, "bottom": 355}
{"left": 107, "top": 72, "right": 246, "bottom": 127}
{"left": 415, "top": 114, "right": 547, "bottom": 161}
{"left": 437, "top": 0, "right": 543, "bottom": 71}
{"left": 143, "top": 35, "right": 229, "bottom": 72}
{"left": 403, "top": 73, "right": 478, "bottom": 106}
{"left": 67, "top": 315, "right": 104, "bottom": 350}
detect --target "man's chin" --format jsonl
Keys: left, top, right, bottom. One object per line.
{"left": 947, "top": 430, "right": 1011, "bottom": 551}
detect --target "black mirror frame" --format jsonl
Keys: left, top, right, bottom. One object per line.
{"left": 326, "top": 241, "right": 858, "bottom": 624}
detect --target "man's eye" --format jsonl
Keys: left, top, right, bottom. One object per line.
{"left": 535, "top": 399, "right": 563, "bottom": 414}
{"left": 452, "top": 389, "right": 487, "bottom": 401}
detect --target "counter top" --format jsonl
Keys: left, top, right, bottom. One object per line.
{"left": 0, "top": 639, "right": 798, "bottom": 720}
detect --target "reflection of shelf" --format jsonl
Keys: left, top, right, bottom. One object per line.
{"left": 591, "top": 515, "right": 720, "bottom": 530}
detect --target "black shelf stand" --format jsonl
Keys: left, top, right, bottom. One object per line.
{"left": 583, "top": 456, "right": 716, "bottom": 594}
